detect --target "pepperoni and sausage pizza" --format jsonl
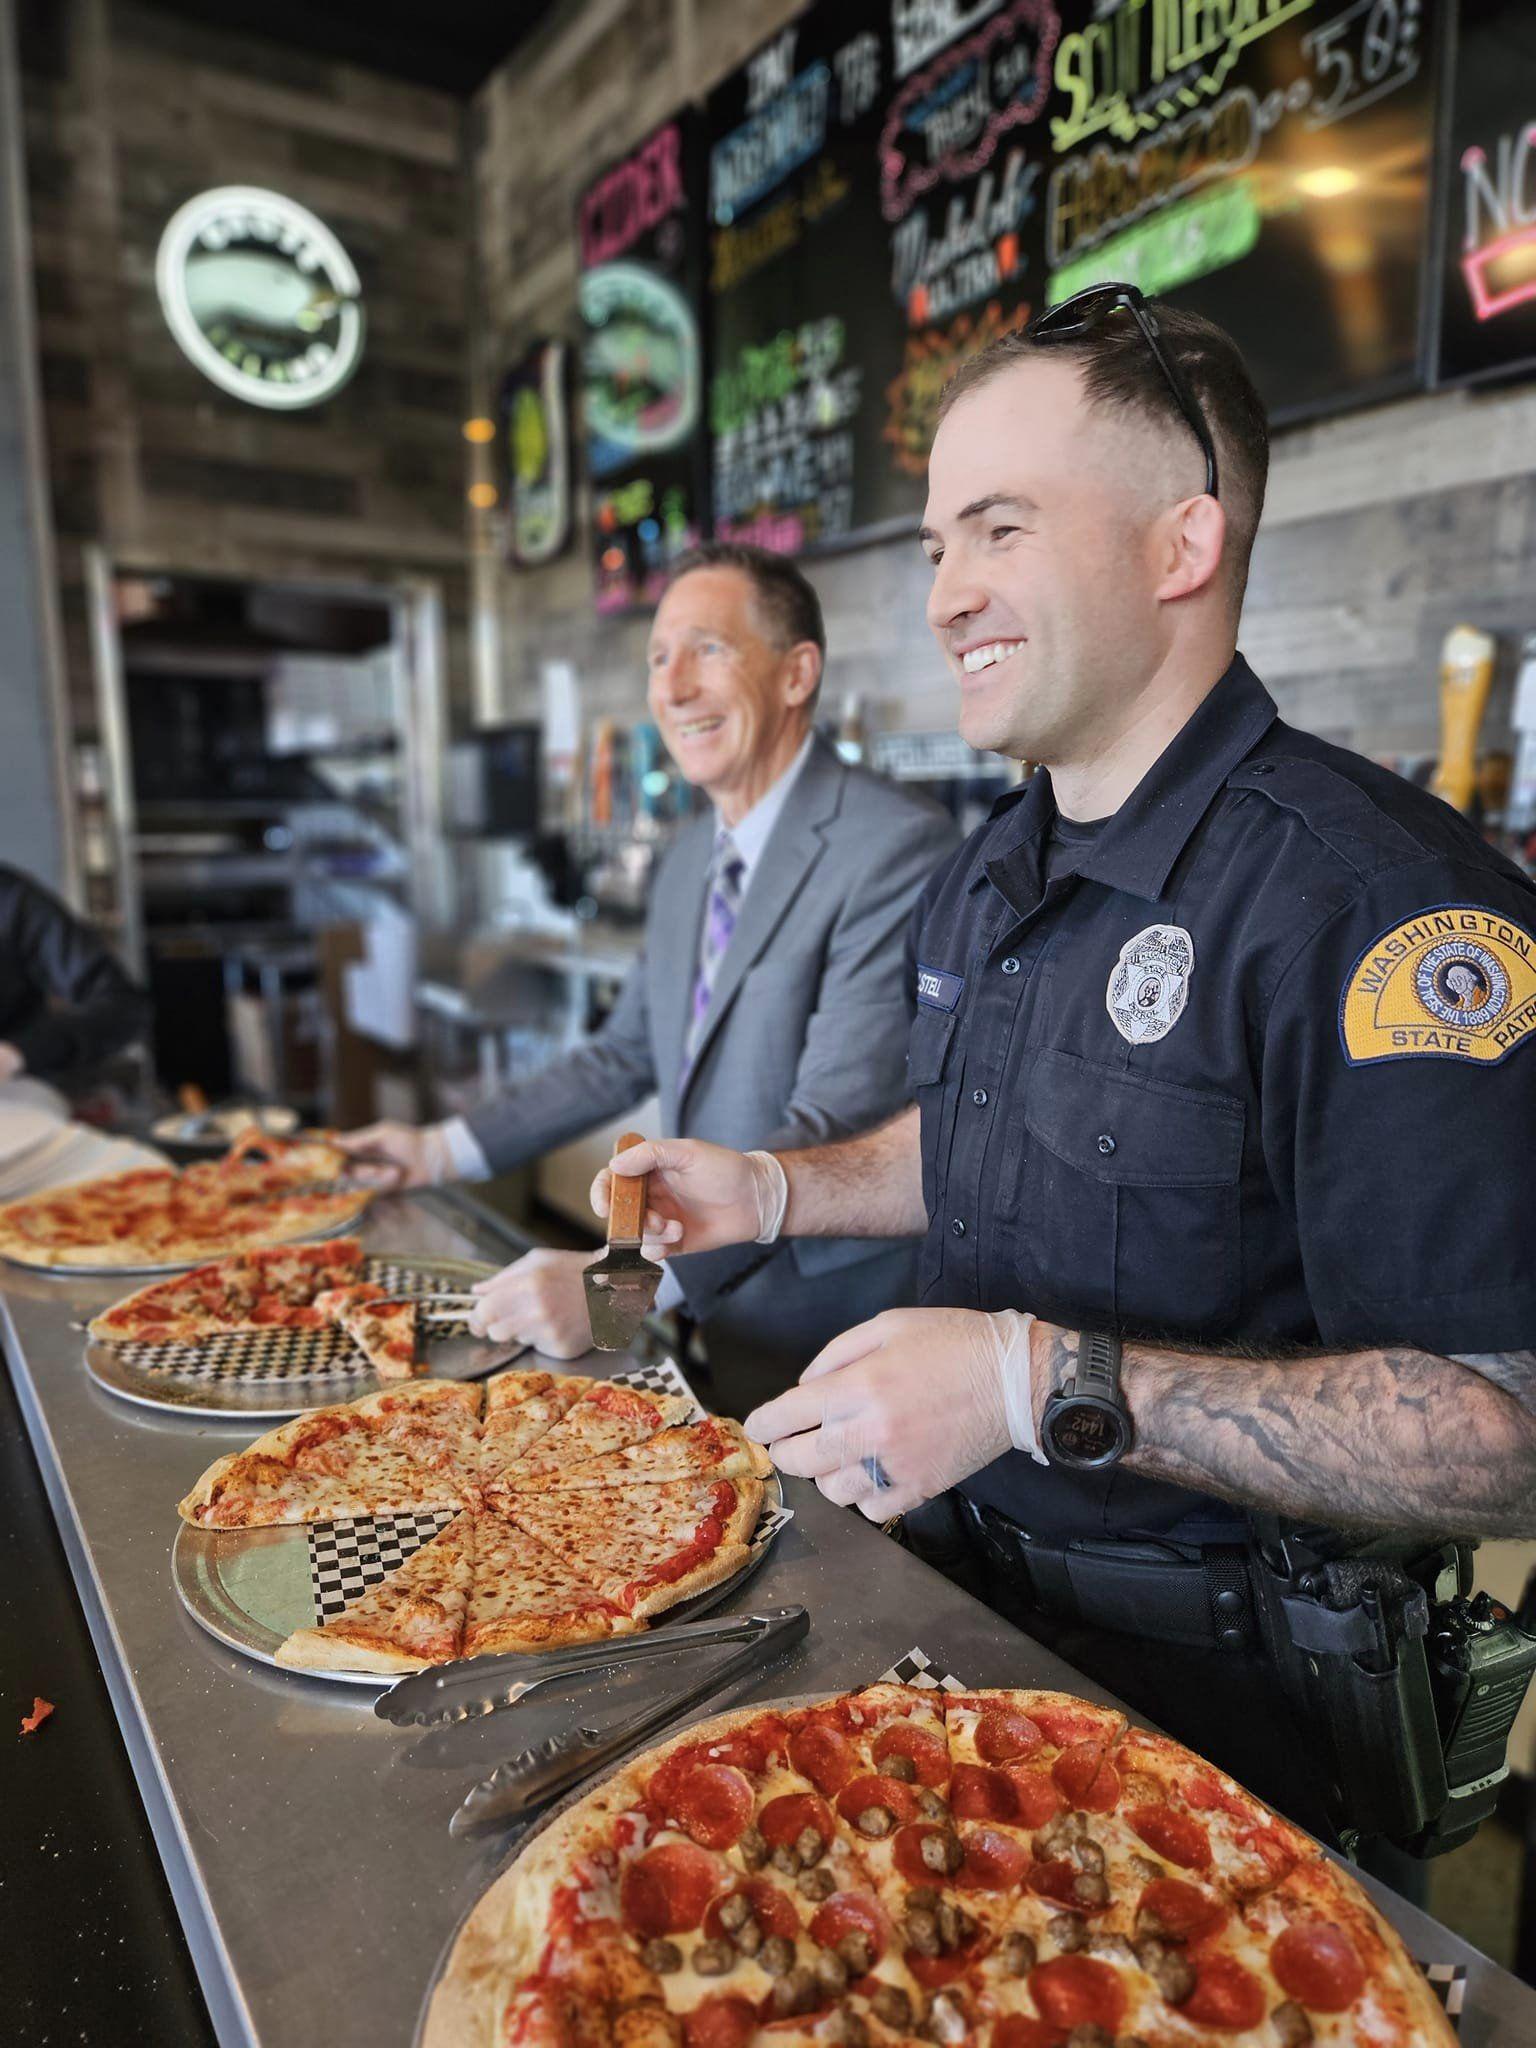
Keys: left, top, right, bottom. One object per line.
{"left": 88, "top": 1240, "right": 368, "bottom": 1342}
{"left": 0, "top": 1131, "right": 369, "bottom": 1270}
{"left": 424, "top": 1686, "right": 1454, "bottom": 2048}
{"left": 176, "top": 1369, "right": 774, "bottom": 1673}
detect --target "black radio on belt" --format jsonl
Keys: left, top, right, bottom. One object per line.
{"left": 1253, "top": 1530, "right": 1536, "bottom": 1856}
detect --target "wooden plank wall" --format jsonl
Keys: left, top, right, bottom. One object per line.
{"left": 18, "top": 0, "right": 474, "bottom": 754}
{"left": 472, "top": 0, "right": 1536, "bottom": 769}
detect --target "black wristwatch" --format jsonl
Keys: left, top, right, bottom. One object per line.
{"left": 1040, "top": 1330, "right": 1133, "bottom": 1469}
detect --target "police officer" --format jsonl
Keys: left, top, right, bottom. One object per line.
{"left": 592, "top": 289, "right": 1536, "bottom": 1838}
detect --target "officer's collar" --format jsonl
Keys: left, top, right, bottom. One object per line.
{"left": 974, "top": 654, "right": 1278, "bottom": 906}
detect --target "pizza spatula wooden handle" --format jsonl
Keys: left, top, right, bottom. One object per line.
{"left": 607, "top": 1132, "right": 648, "bottom": 1249}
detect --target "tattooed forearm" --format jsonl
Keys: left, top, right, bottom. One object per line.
{"left": 1037, "top": 1327, "right": 1536, "bottom": 1537}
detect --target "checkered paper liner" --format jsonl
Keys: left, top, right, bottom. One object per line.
{"left": 111, "top": 1258, "right": 470, "bottom": 1384}
{"left": 305, "top": 1356, "right": 792, "bottom": 1626}
{"left": 879, "top": 1646, "right": 1467, "bottom": 2032}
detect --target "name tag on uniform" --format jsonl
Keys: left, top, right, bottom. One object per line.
{"left": 916, "top": 964, "right": 964, "bottom": 1012}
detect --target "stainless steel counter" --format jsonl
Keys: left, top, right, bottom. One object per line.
{"left": 3, "top": 1191, "right": 1531, "bottom": 2047}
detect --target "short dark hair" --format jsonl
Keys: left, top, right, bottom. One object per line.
{"left": 664, "top": 541, "right": 827, "bottom": 666}
{"left": 937, "top": 301, "right": 1270, "bottom": 598}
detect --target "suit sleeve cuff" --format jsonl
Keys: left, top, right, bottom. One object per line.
{"left": 441, "top": 1116, "right": 492, "bottom": 1183}
{"left": 654, "top": 1265, "right": 685, "bottom": 1314}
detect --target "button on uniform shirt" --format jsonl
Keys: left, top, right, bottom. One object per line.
{"left": 907, "top": 655, "right": 1536, "bottom": 1541}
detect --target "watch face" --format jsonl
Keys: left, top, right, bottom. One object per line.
{"left": 1045, "top": 1398, "right": 1131, "bottom": 1469}
{"left": 155, "top": 187, "right": 364, "bottom": 410}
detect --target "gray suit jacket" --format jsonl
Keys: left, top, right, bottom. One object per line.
{"left": 465, "top": 735, "right": 960, "bottom": 1328}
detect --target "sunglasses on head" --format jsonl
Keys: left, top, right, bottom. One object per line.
{"left": 1025, "top": 282, "right": 1219, "bottom": 501}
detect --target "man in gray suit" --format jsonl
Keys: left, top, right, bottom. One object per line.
{"left": 341, "top": 543, "right": 957, "bottom": 1415}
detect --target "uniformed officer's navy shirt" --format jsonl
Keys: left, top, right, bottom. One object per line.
{"left": 908, "top": 655, "right": 1536, "bottom": 1541}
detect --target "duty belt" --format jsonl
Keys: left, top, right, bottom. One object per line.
{"left": 958, "top": 1498, "right": 1258, "bottom": 1655}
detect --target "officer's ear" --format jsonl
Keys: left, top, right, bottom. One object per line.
{"left": 1154, "top": 493, "right": 1227, "bottom": 606}
{"left": 781, "top": 640, "right": 822, "bottom": 710}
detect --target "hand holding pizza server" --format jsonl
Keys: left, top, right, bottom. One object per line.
{"left": 597, "top": 289, "right": 1536, "bottom": 1854}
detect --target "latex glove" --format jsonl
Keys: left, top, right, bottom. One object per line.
{"left": 469, "top": 1248, "right": 596, "bottom": 1360}
{"left": 0, "top": 1043, "right": 23, "bottom": 1082}
{"left": 745, "top": 1307, "right": 1046, "bottom": 1520}
{"left": 589, "top": 1139, "right": 786, "bottom": 1261}
{"left": 334, "top": 1119, "right": 452, "bottom": 1190}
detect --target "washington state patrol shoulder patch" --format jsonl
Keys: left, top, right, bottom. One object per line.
{"left": 1339, "top": 905, "right": 1536, "bottom": 1066}
{"left": 1106, "top": 924, "right": 1194, "bottom": 1046}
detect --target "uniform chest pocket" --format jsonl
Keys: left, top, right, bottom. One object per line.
{"left": 1018, "top": 1047, "right": 1245, "bottom": 1334}
{"left": 908, "top": 1008, "right": 960, "bottom": 1222}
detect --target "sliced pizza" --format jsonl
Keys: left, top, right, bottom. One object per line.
{"left": 500, "top": 1416, "right": 773, "bottom": 1495}
{"left": 90, "top": 1239, "right": 365, "bottom": 1343}
{"left": 274, "top": 1511, "right": 474, "bottom": 1674}
{"left": 493, "top": 1380, "right": 694, "bottom": 1491}
{"left": 177, "top": 1402, "right": 468, "bottom": 1528}
{"left": 499, "top": 1475, "right": 763, "bottom": 1619}
{"left": 463, "top": 1514, "right": 638, "bottom": 1655}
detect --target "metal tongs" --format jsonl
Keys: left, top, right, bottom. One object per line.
{"left": 445, "top": 1606, "right": 809, "bottom": 1838}
{"left": 377, "top": 1606, "right": 804, "bottom": 1728}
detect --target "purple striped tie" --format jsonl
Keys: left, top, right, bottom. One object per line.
{"left": 681, "top": 832, "right": 745, "bottom": 1079}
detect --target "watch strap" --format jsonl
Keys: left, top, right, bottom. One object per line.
{"left": 1071, "top": 1329, "right": 1122, "bottom": 1401}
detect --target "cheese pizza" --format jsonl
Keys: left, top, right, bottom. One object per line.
{"left": 174, "top": 1370, "right": 774, "bottom": 1672}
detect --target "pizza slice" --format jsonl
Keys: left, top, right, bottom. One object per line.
{"left": 503, "top": 1417, "right": 773, "bottom": 1495}
{"left": 1110, "top": 1719, "right": 1313, "bottom": 1901}
{"left": 478, "top": 1372, "right": 593, "bottom": 1501}
{"left": 275, "top": 1511, "right": 474, "bottom": 1674}
{"left": 493, "top": 1380, "right": 695, "bottom": 1490}
{"left": 314, "top": 1283, "right": 419, "bottom": 1381}
{"left": 499, "top": 1475, "right": 763, "bottom": 1620}
{"left": 358, "top": 1381, "right": 484, "bottom": 1490}
{"left": 463, "top": 1514, "right": 638, "bottom": 1655}
{"left": 177, "top": 1404, "right": 467, "bottom": 1528}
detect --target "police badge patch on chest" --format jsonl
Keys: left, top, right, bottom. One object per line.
{"left": 1106, "top": 924, "right": 1195, "bottom": 1045}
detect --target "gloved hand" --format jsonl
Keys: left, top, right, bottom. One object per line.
{"left": 469, "top": 1248, "right": 596, "bottom": 1359}
{"left": 334, "top": 1120, "right": 453, "bottom": 1190}
{"left": 744, "top": 1307, "right": 1047, "bottom": 1520}
{"left": 0, "top": 1043, "right": 24, "bottom": 1082}
{"left": 590, "top": 1139, "right": 786, "bottom": 1260}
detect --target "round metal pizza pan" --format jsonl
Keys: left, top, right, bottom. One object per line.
{"left": 174, "top": 1462, "right": 786, "bottom": 1688}
{"left": 85, "top": 1255, "right": 516, "bottom": 1419}
{"left": 1, "top": 1195, "right": 372, "bottom": 1278}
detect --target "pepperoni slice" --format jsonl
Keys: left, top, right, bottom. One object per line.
{"left": 683, "top": 1996, "right": 758, "bottom": 2048}
{"left": 1051, "top": 1742, "right": 1120, "bottom": 1814}
{"left": 835, "top": 1774, "right": 919, "bottom": 1828}
{"left": 975, "top": 1708, "right": 1043, "bottom": 1763}
{"left": 1027, "top": 1955, "right": 1126, "bottom": 2034}
{"left": 893, "top": 1824, "right": 955, "bottom": 1886}
{"left": 809, "top": 1892, "right": 889, "bottom": 1964}
{"left": 788, "top": 1718, "right": 859, "bottom": 1795}
{"left": 758, "top": 1792, "right": 836, "bottom": 1849}
{"left": 1180, "top": 1954, "right": 1267, "bottom": 2030}
{"left": 950, "top": 1764, "right": 1018, "bottom": 1823}
{"left": 662, "top": 1764, "right": 754, "bottom": 1850}
{"left": 1138, "top": 1877, "right": 1228, "bottom": 1943}
{"left": 1004, "top": 1768, "right": 1064, "bottom": 1830}
{"left": 953, "top": 1826, "right": 1028, "bottom": 1892}
{"left": 704, "top": 1879, "right": 799, "bottom": 1945}
{"left": 1270, "top": 1922, "right": 1367, "bottom": 2012}
{"left": 1028, "top": 1858, "right": 1108, "bottom": 1917}
{"left": 1029, "top": 1703, "right": 1114, "bottom": 1750}
{"left": 620, "top": 1842, "right": 724, "bottom": 1936}
{"left": 990, "top": 2020, "right": 1060, "bottom": 2048}
{"left": 1128, "top": 1804, "right": 1211, "bottom": 1870}
{"left": 906, "top": 1946, "right": 981, "bottom": 1990}
{"left": 872, "top": 1720, "right": 950, "bottom": 1786}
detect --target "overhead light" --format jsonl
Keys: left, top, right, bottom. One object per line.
{"left": 1296, "top": 166, "right": 1361, "bottom": 200}
{"left": 463, "top": 417, "right": 496, "bottom": 443}
{"left": 467, "top": 482, "right": 498, "bottom": 509}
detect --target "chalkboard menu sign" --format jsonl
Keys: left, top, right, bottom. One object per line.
{"left": 1434, "top": 0, "right": 1536, "bottom": 388}
{"left": 702, "top": 0, "right": 1440, "bottom": 554}
{"left": 577, "top": 116, "right": 709, "bottom": 613}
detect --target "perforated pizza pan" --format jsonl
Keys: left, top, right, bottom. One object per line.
{"left": 173, "top": 1468, "right": 787, "bottom": 1689}
{"left": 2, "top": 1195, "right": 372, "bottom": 1277}
{"left": 86, "top": 1255, "right": 517, "bottom": 1418}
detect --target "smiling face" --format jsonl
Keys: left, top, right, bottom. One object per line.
{"left": 646, "top": 566, "right": 820, "bottom": 820}
{"left": 921, "top": 354, "right": 1201, "bottom": 766}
